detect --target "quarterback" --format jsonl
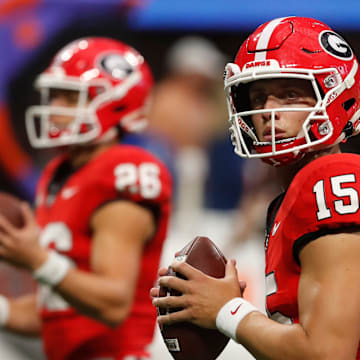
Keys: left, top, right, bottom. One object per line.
{"left": 153, "top": 17, "right": 360, "bottom": 359}
{"left": 0, "top": 38, "right": 172, "bottom": 360}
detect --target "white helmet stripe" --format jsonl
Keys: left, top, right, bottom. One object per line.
{"left": 254, "top": 17, "right": 290, "bottom": 61}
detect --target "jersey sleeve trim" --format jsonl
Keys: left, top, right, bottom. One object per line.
{"left": 292, "top": 224, "right": 360, "bottom": 265}
{"left": 89, "top": 197, "right": 161, "bottom": 229}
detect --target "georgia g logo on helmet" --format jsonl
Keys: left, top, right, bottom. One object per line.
{"left": 99, "top": 54, "right": 133, "bottom": 80}
{"left": 319, "top": 31, "right": 353, "bottom": 60}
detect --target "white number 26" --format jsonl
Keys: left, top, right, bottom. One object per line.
{"left": 114, "top": 162, "right": 161, "bottom": 199}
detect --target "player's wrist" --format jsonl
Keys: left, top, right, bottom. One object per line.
{"left": 32, "top": 250, "right": 72, "bottom": 287}
{"left": 0, "top": 295, "right": 10, "bottom": 327}
{"left": 215, "top": 297, "right": 260, "bottom": 342}
{"left": 27, "top": 247, "right": 49, "bottom": 272}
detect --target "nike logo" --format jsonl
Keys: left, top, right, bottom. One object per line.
{"left": 231, "top": 304, "right": 242, "bottom": 315}
{"left": 61, "top": 187, "right": 78, "bottom": 199}
{"left": 272, "top": 221, "right": 281, "bottom": 236}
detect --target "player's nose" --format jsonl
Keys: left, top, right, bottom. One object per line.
{"left": 263, "top": 95, "right": 282, "bottom": 109}
{"left": 262, "top": 96, "right": 281, "bottom": 122}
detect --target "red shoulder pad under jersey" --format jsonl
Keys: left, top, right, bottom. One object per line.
{"left": 85, "top": 145, "right": 172, "bottom": 211}
{"left": 281, "top": 153, "right": 360, "bottom": 261}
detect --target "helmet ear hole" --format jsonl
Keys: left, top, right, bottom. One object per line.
{"left": 315, "top": 79, "right": 325, "bottom": 98}
{"left": 342, "top": 121, "right": 354, "bottom": 138}
{"left": 114, "top": 105, "right": 126, "bottom": 113}
{"left": 342, "top": 98, "right": 356, "bottom": 112}
{"left": 231, "top": 83, "right": 251, "bottom": 113}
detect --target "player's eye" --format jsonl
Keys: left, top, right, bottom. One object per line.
{"left": 249, "top": 92, "right": 267, "bottom": 109}
{"left": 284, "top": 90, "right": 301, "bottom": 101}
{"left": 49, "top": 89, "right": 80, "bottom": 104}
{"left": 277, "top": 88, "right": 304, "bottom": 102}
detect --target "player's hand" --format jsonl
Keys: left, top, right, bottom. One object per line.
{"left": 151, "top": 259, "right": 245, "bottom": 329}
{"left": 0, "top": 202, "right": 48, "bottom": 270}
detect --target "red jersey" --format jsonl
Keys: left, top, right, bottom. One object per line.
{"left": 265, "top": 153, "right": 360, "bottom": 358}
{"left": 35, "top": 145, "right": 172, "bottom": 360}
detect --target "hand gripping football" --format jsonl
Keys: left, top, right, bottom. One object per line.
{"left": 0, "top": 192, "right": 25, "bottom": 228}
{"left": 158, "top": 236, "right": 230, "bottom": 360}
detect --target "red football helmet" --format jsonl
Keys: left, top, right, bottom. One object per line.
{"left": 26, "top": 37, "right": 154, "bottom": 148}
{"left": 224, "top": 16, "right": 360, "bottom": 166}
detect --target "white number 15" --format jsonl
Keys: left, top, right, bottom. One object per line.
{"left": 313, "top": 174, "right": 359, "bottom": 220}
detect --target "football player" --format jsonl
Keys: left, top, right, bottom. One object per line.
{"left": 152, "top": 17, "right": 360, "bottom": 359}
{"left": 0, "top": 37, "right": 172, "bottom": 360}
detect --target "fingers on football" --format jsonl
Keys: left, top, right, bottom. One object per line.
{"left": 0, "top": 215, "right": 16, "bottom": 236}
{"left": 158, "top": 267, "right": 168, "bottom": 277}
{"left": 170, "top": 260, "right": 202, "bottom": 280}
{"left": 0, "top": 233, "right": 14, "bottom": 256}
{"left": 225, "top": 258, "right": 239, "bottom": 280}
{"left": 0, "top": 243, "right": 6, "bottom": 258}
{"left": 239, "top": 280, "right": 247, "bottom": 291}
{"left": 158, "top": 275, "right": 188, "bottom": 294}
{"left": 150, "top": 287, "right": 160, "bottom": 298}
{"left": 20, "top": 202, "right": 34, "bottom": 226}
{"left": 153, "top": 293, "right": 186, "bottom": 309}
{"left": 157, "top": 308, "right": 191, "bottom": 326}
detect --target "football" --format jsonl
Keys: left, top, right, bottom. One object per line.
{"left": 158, "top": 236, "right": 230, "bottom": 360}
{"left": 0, "top": 192, "right": 25, "bottom": 228}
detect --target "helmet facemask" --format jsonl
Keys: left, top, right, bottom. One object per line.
{"left": 225, "top": 62, "right": 357, "bottom": 166}
{"left": 25, "top": 76, "right": 109, "bottom": 148}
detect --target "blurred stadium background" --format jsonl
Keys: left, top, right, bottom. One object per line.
{"left": 1, "top": 1, "right": 360, "bottom": 359}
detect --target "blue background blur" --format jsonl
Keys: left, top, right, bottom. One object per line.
{"left": 129, "top": 0, "right": 360, "bottom": 31}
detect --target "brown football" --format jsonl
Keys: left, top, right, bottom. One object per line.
{"left": 158, "top": 236, "right": 230, "bottom": 360}
{"left": 0, "top": 192, "right": 25, "bottom": 228}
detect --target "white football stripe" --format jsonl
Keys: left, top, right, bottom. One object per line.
{"left": 255, "top": 17, "right": 290, "bottom": 61}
